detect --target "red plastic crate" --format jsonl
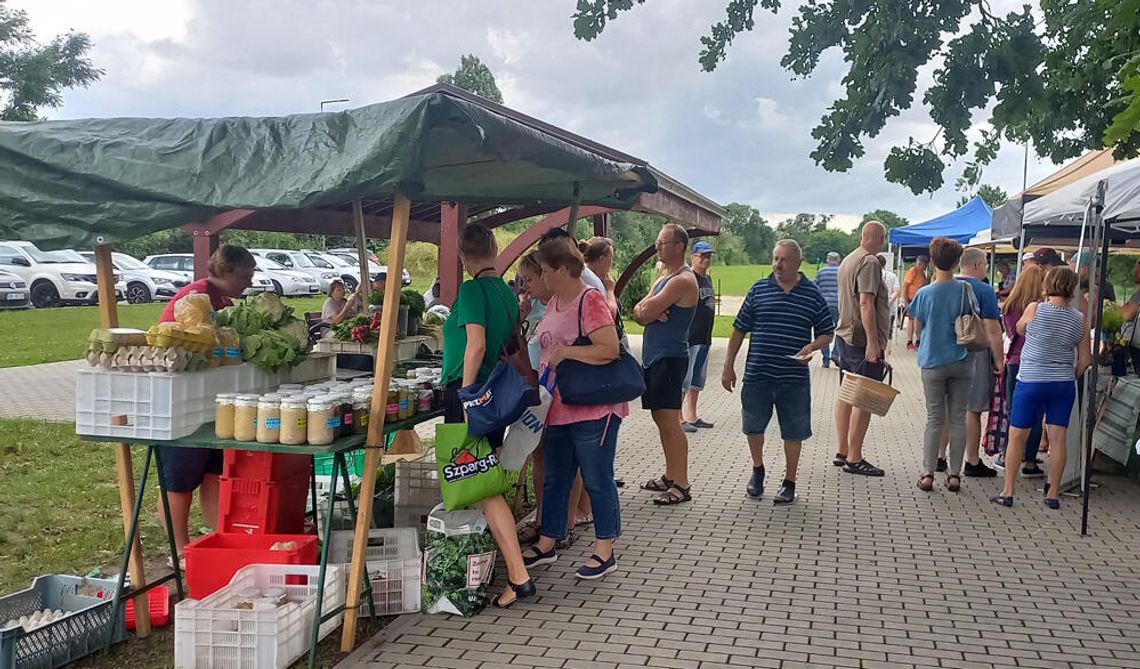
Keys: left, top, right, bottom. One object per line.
{"left": 218, "top": 472, "right": 310, "bottom": 535}
{"left": 125, "top": 585, "right": 171, "bottom": 629}
{"left": 184, "top": 532, "right": 318, "bottom": 599}
{"left": 222, "top": 449, "right": 312, "bottom": 481}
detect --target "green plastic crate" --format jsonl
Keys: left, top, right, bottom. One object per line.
{"left": 313, "top": 450, "right": 365, "bottom": 478}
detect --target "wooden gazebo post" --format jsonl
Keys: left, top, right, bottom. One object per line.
{"left": 93, "top": 244, "right": 152, "bottom": 636}
{"left": 341, "top": 193, "right": 412, "bottom": 650}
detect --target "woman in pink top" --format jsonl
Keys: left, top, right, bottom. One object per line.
{"left": 521, "top": 237, "right": 627, "bottom": 580}
{"left": 1000, "top": 264, "right": 1046, "bottom": 476}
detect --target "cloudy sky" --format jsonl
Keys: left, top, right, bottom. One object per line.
{"left": 12, "top": 0, "right": 1063, "bottom": 230}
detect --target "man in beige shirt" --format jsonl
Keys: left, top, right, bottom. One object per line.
{"left": 833, "top": 221, "right": 891, "bottom": 477}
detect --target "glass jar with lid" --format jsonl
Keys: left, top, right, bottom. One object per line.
{"left": 336, "top": 392, "right": 354, "bottom": 437}
{"left": 233, "top": 394, "right": 260, "bottom": 441}
{"left": 280, "top": 397, "right": 308, "bottom": 445}
{"left": 307, "top": 395, "right": 339, "bottom": 445}
{"left": 214, "top": 393, "right": 237, "bottom": 439}
{"left": 352, "top": 387, "right": 372, "bottom": 434}
{"left": 256, "top": 396, "right": 281, "bottom": 444}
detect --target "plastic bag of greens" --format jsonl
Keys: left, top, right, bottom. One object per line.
{"left": 422, "top": 505, "right": 497, "bottom": 617}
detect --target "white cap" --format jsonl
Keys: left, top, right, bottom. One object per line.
{"left": 1021, "top": 252, "right": 1034, "bottom": 262}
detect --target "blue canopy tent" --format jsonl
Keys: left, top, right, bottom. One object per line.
{"left": 889, "top": 196, "right": 993, "bottom": 253}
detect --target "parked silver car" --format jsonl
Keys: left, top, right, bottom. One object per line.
{"left": 77, "top": 251, "right": 187, "bottom": 303}
{"left": 0, "top": 269, "right": 29, "bottom": 309}
{"left": 0, "top": 242, "right": 125, "bottom": 308}
{"left": 253, "top": 256, "right": 321, "bottom": 296}
{"left": 327, "top": 250, "right": 412, "bottom": 286}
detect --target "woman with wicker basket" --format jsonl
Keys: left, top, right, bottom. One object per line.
{"left": 906, "top": 237, "right": 973, "bottom": 493}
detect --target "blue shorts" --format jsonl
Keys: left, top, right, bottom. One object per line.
{"left": 741, "top": 381, "right": 812, "bottom": 441}
{"left": 683, "top": 344, "right": 710, "bottom": 390}
{"left": 836, "top": 337, "right": 887, "bottom": 382}
{"left": 1009, "top": 379, "right": 1076, "bottom": 429}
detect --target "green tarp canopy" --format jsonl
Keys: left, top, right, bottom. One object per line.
{"left": 0, "top": 90, "right": 657, "bottom": 248}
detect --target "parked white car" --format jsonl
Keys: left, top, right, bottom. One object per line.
{"left": 0, "top": 269, "right": 29, "bottom": 309}
{"left": 253, "top": 256, "right": 321, "bottom": 296}
{"left": 326, "top": 250, "right": 412, "bottom": 286}
{"left": 0, "top": 241, "right": 125, "bottom": 308}
{"left": 142, "top": 253, "right": 274, "bottom": 296}
{"left": 77, "top": 251, "right": 187, "bottom": 303}
{"left": 250, "top": 249, "right": 340, "bottom": 292}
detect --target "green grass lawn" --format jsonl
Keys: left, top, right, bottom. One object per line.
{"left": 0, "top": 296, "right": 327, "bottom": 369}
{"left": 709, "top": 263, "right": 820, "bottom": 296}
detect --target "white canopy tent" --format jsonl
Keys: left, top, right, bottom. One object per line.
{"left": 1023, "top": 157, "right": 1140, "bottom": 233}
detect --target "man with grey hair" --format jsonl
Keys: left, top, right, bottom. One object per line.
{"left": 833, "top": 220, "right": 891, "bottom": 476}
{"left": 722, "top": 239, "right": 834, "bottom": 504}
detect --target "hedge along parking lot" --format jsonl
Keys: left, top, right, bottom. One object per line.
{"left": 0, "top": 296, "right": 327, "bottom": 369}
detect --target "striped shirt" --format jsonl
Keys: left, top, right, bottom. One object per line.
{"left": 815, "top": 263, "right": 840, "bottom": 307}
{"left": 1018, "top": 302, "right": 1085, "bottom": 383}
{"left": 734, "top": 273, "right": 834, "bottom": 383}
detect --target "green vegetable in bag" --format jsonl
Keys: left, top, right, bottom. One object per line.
{"left": 422, "top": 505, "right": 497, "bottom": 617}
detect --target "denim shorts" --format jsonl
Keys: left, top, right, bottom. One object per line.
{"left": 741, "top": 380, "right": 812, "bottom": 441}
{"left": 836, "top": 337, "right": 887, "bottom": 382}
{"left": 1010, "top": 379, "right": 1076, "bottom": 429}
{"left": 683, "top": 344, "right": 710, "bottom": 390}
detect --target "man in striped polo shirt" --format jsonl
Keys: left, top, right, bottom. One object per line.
{"left": 814, "top": 251, "right": 841, "bottom": 367}
{"left": 721, "top": 239, "right": 834, "bottom": 505}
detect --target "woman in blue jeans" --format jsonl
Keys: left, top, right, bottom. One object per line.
{"left": 522, "top": 237, "right": 627, "bottom": 580}
{"left": 907, "top": 237, "right": 972, "bottom": 493}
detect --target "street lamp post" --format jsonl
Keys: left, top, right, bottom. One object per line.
{"left": 320, "top": 98, "right": 350, "bottom": 112}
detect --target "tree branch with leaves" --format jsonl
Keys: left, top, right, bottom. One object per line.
{"left": 571, "top": 0, "right": 1140, "bottom": 195}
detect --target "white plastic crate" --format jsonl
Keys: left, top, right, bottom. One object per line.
{"left": 75, "top": 361, "right": 335, "bottom": 441}
{"left": 174, "top": 564, "right": 344, "bottom": 669}
{"left": 328, "top": 528, "right": 421, "bottom": 616}
{"left": 394, "top": 451, "right": 439, "bottom": 509}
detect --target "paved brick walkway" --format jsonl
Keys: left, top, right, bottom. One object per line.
{"left": 340, "top": 339, "right": 1140, "bottom": 669}
{"left": 0, "top": 359, "right": 84, "bottom": 421}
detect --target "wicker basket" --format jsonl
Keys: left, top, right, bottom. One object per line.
{"left": 838, "top": 372, "right": 900, "bottom": 417}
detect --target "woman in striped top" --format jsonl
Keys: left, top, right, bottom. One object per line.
{"left": 992, "top": 267, "right": 1091, "bottom": 509}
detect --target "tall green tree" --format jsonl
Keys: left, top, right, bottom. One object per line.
{"left": 570, "top": 0, "right": 1140, "bottom": 194}
{"left": 861, "top": 209, "right": 909, "bottom": 231}
{"left": 775, "top": 213, "right": 829, "bottom": 249}
{"left": 720, "top": 202, "right": 774, "bottom": 263}
{"left": 958, "top": 184, "right": 1008, "bottom": 209}
{"left": 0, "top": 0, "right": 102, "bottom": 121}
{"left": 802, "top": 228, "right": 856, "bottom": 264}
{"left": 437, "top": 54, "right": 503, "bottom": 104}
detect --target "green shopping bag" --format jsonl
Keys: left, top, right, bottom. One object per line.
{"left": 435, "top": 423, "right": 513, "bottom": 511}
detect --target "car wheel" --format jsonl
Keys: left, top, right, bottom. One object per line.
{"left": 30, "top": 280, "right": 61, "bottom": 309}
{"left": 126, "top": 282, "right": 151, "bottom": 304}
{"left": 343, "top": 276, "right": 358, "bottom": 291}
{"left": 271, "top": 280, "right": 283, "bottom": 295}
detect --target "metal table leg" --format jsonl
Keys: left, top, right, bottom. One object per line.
{"left": 105, "top": 445, "right": 153, "bottom": 651}
{"left": 151, "top": 446, "right": 184, "bottom": 600}
{"left": 339, "top": 451, "right": 376, "bottom": 620}
{"left": 308, "top": 451, "right": 342, "bottom": 669}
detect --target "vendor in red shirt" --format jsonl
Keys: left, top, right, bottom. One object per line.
{"left": 157, "top": 245, "right": 256, "bottom": 564}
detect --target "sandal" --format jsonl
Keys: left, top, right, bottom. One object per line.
{"left": 990, "top": 495, "right": 1014, "bottom": 507}
{"left": 491, "top": 579, "right": 536, "bottom": 609}
{"left": 516, "top": 520, "right": 540, "bottom": 545}
{"left": 917, "top": 474, "right": 934, "bottom": 492}
{"left": 652, "top": 483, "right": 692, "bottom": 505}
{"left": 946, "top": 475, "right": 961, "bottom": 493}
{"left": 640, "top": 475, "right": 673, "bottom": 492}
{"left": 832, "top": 452, "right": 847, "bottom": 467}
{"left": 522, "top": 545, "right": 558, "bottom": 568}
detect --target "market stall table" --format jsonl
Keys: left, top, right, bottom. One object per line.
{"left": 80, "top": 409, "right": 441, "bottom": 668}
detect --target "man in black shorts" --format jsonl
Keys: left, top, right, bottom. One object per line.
{"left": 634, "top": 223, "right": 699, "bottom": 505}
{"left": 833, "top": 221, "right": 891, "bottom": 476}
